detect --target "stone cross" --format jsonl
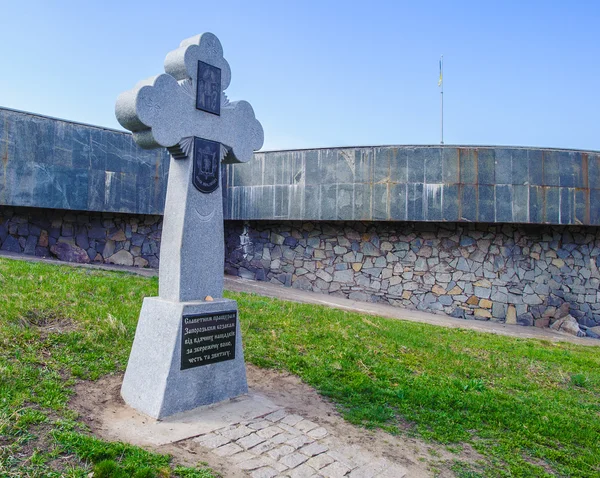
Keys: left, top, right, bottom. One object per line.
{"left": 115, "top": 33, "right": 263, "bottom": 419}
{"left": 116, "top": 32, "right": 263, "bottom": 302}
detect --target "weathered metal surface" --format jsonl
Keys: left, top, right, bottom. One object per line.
{"left": 0, "top": 107, "right": 169, "bottom": 214}
{"left": 2, "top": 106, "right": 600, "bottom": 225}
{"left": 225, "top": 146, "right": 600, "bottom": 225}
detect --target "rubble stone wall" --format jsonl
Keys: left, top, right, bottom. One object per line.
{"left": 2, "top": 206, "right": 599, "bottom": 338}
{"left": 0, "top": 206, "right": 161, "bottom": 268}
{"left": 225, "top": 220, "right": 600, "bottom": 337}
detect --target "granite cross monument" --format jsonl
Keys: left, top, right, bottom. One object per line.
{"left": 115, "top": 33, "right": 264, "bottom": 419}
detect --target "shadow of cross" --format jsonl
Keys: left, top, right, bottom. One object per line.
{"left": 116, "top": 33, "right": 264, "bottom": 302}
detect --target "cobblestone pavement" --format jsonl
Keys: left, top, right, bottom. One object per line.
{"left": 194, "top": 408, "right": 407, "bottom": 478}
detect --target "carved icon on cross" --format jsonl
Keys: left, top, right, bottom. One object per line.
{"left": 115, "top": 32, "right": 264, "bottom": 167}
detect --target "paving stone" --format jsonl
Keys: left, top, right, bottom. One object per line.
{"left": 238, "top": 433, "right": 267, "bottom": 449}
{"left": 249, "top": 440, "right": 278, "bottom": 455}
{"left": 213, "top": 442, "right": 243, "bottom": 457}
{"left": 288, "top": 463, "right": 319, "bottom": 478}
{"left": 239, "top": 457, "right": 275, "bottom": 471}
{"left": 264, "top": 409, "right": 288, "bottom": 422}
{"left": 286, "top": 435, "right": 315, "bottom": 449}
{"left": 220, "top": 424, "right": 254, "bottom": 440}
{"left": 269, "top": 432, "right": 296, "bottom": 445}
{"left": 195, "top": 433, "right": 231, "bottom": 449}
{"left": 251, "top": 467, "right": 279, "bottom": 478}
{"left": 306, "top": 453, "right": 335, "bottom": 470}
{"left": 278, "top": 423, "right": 303, "bottom": 436}
{"left": 280, "top": 452, "right": 309, "bottom": 469}
{"left": 320, "top": 461, "right": 352, "bottom": 478}
{"left": 295, "top": 420, "right": 319, "bottom": 433}
{"left": 257, "top": 425, "right": 284, "bottom": 439}
{"left": 230, "top": 451, "right": 256, "bottom": 464}
{"left": 268, "top": 444, "right": 296, "bottom": 460}
{"left": 307, "top": 427, "right": 329, "bottom": 439}
{"left": 249, "top": 419, "right": 272, "bottom": 430}
{"left": 300, "top": 442, "right": 329, "bottom": 457}
{"left": 280, "top": 414, "right": 305, "bottom": 426}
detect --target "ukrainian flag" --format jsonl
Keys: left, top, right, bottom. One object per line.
{"left": 438, "top": 57, "right": 443, "bottom": 87}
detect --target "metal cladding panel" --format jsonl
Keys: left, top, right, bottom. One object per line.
{"left": 2, "top": 107, "right": 600, "bottom": 225}
{"left": 226, "top": 146, "right": 600, "bottom": 226}
{"left": 0, "top": 107, "right": 169, "bottom": 215}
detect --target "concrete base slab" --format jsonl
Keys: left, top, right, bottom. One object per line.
{"left": 100, "top": 391, "right": 281, "bottom": 446}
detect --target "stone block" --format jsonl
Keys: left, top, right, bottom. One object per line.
{"left": 50, "top": 242, "right": 89, "bottom": 263}
{"left": 505, "top": 305, "right": 517, "bottom": 324}
{"left": 107, "top": 250, "right": 134, "bottom": 266}
{"left": 479, "top": 299, "right": 492, "bottom": 309}
{"left": 299, "top": 442, "right": 328, "bottom": 457}
{"left": 517, "top": 313, "right": 534, "bottom": 326}
{"left": 196, "top": 433, "right": 231, "bottom": 449}
{"left": 333, "top": 269, "right": 354, "bottom": 283}
{"left": 431, "top": 284, "right": 446, "bottom": 296}
{"left": 474, "top": 309, "right": 492, "bottom": 319}
{"left": 492, "top": 302, "right": 507, "bottom": 319}
{"left": 306, "top": 453, "right": 335, "bottom": 470}
{"left": 250, "top": 467, "right": 278, "bottom": 478}
{"left": 24, "top": 235, "right": 37, "bottom": 255}
{"left": 1, "top": 235, "right": 21, "bottom": 252}
{"left": 551, "top": 315, "right": 584, "bottom": 336}
{"left": 320, "top": 461, "right": 351, "bottom": 478}
{"left": 474, "top": 287, "right": 491, "bottom": 299}
{"left": 279, "top": 452, "right": 309, "bottom": 469}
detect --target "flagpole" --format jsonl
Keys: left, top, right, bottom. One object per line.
{"left": 440, "top": 55, "right": 444, "bottom": 145}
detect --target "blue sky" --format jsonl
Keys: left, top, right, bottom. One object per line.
{"left": 1, "top": 1, "right": 598, "bottom": 151}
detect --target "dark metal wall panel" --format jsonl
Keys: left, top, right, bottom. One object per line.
{"left": 2, "top": 107, "right": 599, "bottom": 225}
{"left": 227, "top": 146, "right": 600, "bottom": 225}
{"left": 0, "top": 107, "right": 169, "bottom": 215}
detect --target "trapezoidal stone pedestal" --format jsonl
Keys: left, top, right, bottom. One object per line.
{"left": 121, "top": 297, "right": 248, "bottom": 419}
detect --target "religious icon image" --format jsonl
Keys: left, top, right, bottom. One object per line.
{"left": 196, "top": 61, "right": 221, "bottom": 115}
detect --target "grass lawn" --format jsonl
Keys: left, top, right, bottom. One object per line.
{"left": 1, "top": 258, "right": 599, "bottom": 477}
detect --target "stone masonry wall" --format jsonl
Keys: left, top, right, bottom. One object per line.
{"left": 225, "top": 221, "right": 600, "bottom": 338}
{"left": 0, "top": 206, "right": 162, "bottom": 268}
{"left": 2, "top": 206, "right": 599, "bottom": 338}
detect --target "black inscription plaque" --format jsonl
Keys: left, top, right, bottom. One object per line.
{"left": 181, "top": 310, "right": 237, "bottom": 370}
{"left": 196, "top": 60, "right": 221, "bottom": 115}
{"left": 193, "top": 137, "right": 220, "bottom": 194}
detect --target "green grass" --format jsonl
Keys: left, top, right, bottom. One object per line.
{"left": 1, "top": 257, "right": 599, "bottom": 477}
{"left": 0, "top": 258, "right": 216, "bottom": 477}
